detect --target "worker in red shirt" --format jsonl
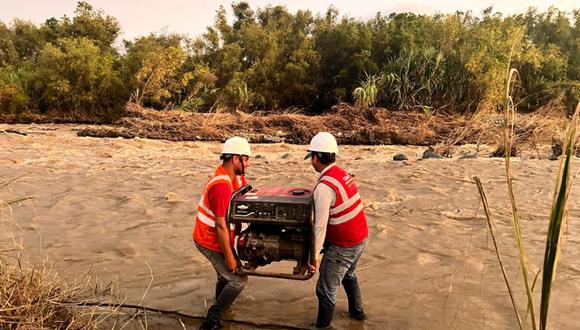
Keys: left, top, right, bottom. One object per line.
{"left": 193, "top": 136, "right": 251, "bottom": 330}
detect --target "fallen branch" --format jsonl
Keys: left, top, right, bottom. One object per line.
{"left": 1, "top": 129, "right": 28, "bottom": 136}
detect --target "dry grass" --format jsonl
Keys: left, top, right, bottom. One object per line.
{"left": 72, "top": 102, "right": 571, "bottom": 147}
{"left": 77, "top": 102, "right": 474, "bottom": 145}
{"left": 1, "top": 177, "right": 117, "bottom": 330}
{"left": 2, "top": 99, "right": 571, "bottom": 146}
{"left": 0, "top": 260, "right": 114, "bottom": 330}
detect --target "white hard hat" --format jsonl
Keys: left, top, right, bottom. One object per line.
{"left": 305, "top": 132, "right": 338, "bottom": 159}
{"left": 221, "top": 136, "right": 251, "bottom": 157}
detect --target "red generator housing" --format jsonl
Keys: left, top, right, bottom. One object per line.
{"left": 227, "top": 185, "right": 315, "bottom": 280}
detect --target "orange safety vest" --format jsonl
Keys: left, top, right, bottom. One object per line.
{"left": 193, "top": 165, "right": 245, "bottom": 252}
{"left": 317, "top": 164, "right": 368, "bottom": 247}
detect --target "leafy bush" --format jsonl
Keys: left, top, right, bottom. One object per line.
{"left": 0, "top": 2, "right": 578, "bottom": 117}
{"left": 29, "top": 37, "right": 127, "bottom": 120}
{"left": 0, "top": 83, "right": 29, "bottom": 114}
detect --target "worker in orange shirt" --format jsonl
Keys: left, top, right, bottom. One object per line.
{"left": 193, "top": 137, "right": 251, "bottom": 330}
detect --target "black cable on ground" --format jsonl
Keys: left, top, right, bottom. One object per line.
{"left": 60, "top": 301, "right": 310, "bottom": 330}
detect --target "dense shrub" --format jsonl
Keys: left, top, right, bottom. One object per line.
{"left": 0, "top": 2, "right": 577, "bottom": 118}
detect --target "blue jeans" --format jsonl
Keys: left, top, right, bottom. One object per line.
{"left": 196, "top": 243, "right": 248, "bottom": 322}
{"left": 316, "top": 239, "right": 367, "bottom": 327}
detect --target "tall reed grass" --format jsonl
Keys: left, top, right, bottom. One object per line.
{"left": 474, "top": 51, "right": 579, "bottom": 329}
{"left": 353, "top": 72, "right": 380, "bottom": 107}
{"left": 538, "top": 102, "right": 578, "bottom": 329}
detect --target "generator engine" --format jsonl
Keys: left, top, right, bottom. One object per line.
{"left": 227, "top": 185, "right": 315, "bottom": 280}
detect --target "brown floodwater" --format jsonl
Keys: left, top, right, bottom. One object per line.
{"left": 1, "top": 124, "right": 579, "bottom": 330}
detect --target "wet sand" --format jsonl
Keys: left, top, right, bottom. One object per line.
{"left": 1, "top": 124, "right": 579, "bottom": 329}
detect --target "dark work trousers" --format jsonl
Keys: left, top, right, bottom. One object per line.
{"left": 315, "top": 239, "right": 367, "bottom": 328}
{"left": 196, "top": 243, "right": 248, "bottom": 322}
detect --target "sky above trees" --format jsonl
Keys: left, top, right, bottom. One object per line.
{"left": 1, "top": 0, "right": 578, "bottom": 40}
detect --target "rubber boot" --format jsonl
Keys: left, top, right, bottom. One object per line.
{"left": 342, "top": 276, "right": 366, "bottom": 320}
{"left": 315, "top": 300, "right": 335, "bottom": 328}
{"left": 200, "top": 317, "right": 223, "bottom": 330}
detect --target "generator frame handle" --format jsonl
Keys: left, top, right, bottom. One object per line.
{"left": 225, "top": 183, "right": 253, "bottom": 240}
{"left": 226, "top": 184, "right": 316, "bottom": 281}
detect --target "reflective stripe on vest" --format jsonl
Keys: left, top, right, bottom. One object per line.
{"left": 328, "top": 201, "right": 364, "bottom": 225}
{"left": 193, "top": 166, "right": 247, "bottom": 252}
{"left": 319, "top": 178, "right": 363, "bottom": 225}
{"left": 318, "top": 175, "right": 349, "bottom": 202}
{"left": 317, "top": 165, "right": 368, "bottom": 248}
{"left": 196, "top": 173, "right": 235, "bottom": 230}
{"left": 196, "top": 210, "right": 235, "bottom": 230}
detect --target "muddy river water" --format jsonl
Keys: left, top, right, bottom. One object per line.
{"left": 1, "top": 124, "right": 579, "bottom": 329}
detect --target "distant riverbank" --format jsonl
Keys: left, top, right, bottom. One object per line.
{"left": 1, "top": 103, "right": 570, "bottom": 151}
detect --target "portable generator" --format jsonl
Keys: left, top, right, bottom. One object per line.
{"left": 226, "top": 184, "right": 316, "bottom": 280}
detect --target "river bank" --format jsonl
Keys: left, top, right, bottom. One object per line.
{"left": 1, "top": 103, "right": 570, "bottom": 149}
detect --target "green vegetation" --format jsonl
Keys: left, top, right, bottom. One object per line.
{"left": 0, "top": 2, "right": 579, "bottom": 121}
{"left": 539, "top": 103, "right": 578, "bottom": 329}
{"left": 353, "top": 72, "right": 380, "bottom": 107}
{"left": 474, "top": 53, "right": 579, "bottom": 329}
